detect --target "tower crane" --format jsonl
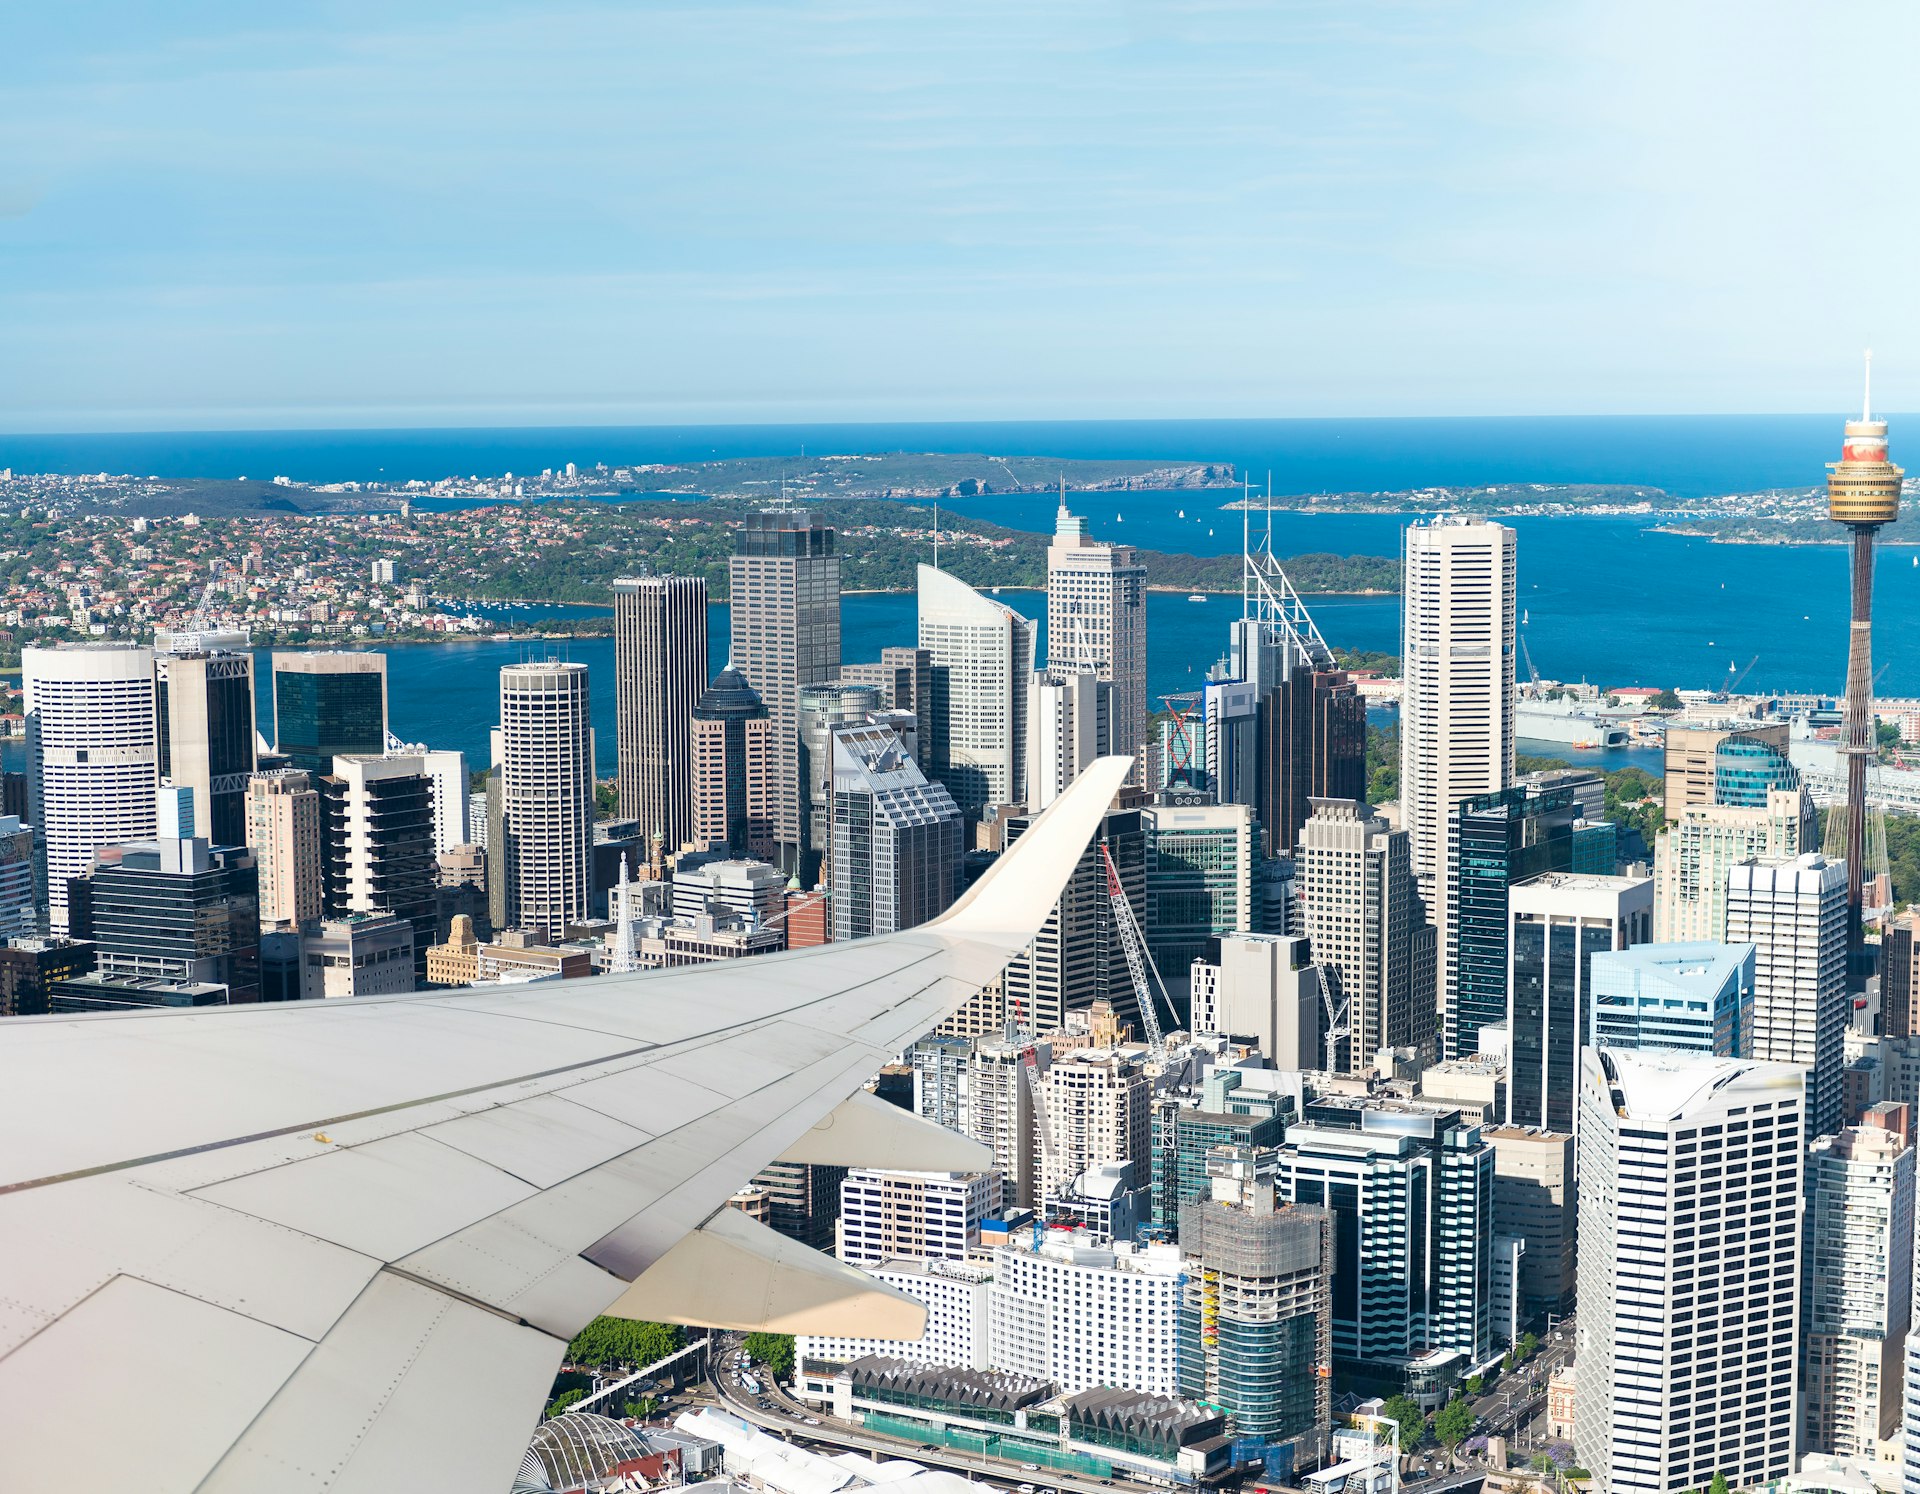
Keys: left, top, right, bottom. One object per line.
{"left": 1099, "top": 841, "right": 1179, "bottom": 1050}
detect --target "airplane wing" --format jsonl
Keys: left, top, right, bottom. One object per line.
{"left": 0, "top": 754, "right": 1134, "bottom": 1494}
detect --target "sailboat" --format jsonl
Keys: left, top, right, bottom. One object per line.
{"left": 1522, "top": 608, "right": 1529, "bottom": 625}
{"left": 1177, "top": 509, "right": 1186, "bottom": 518}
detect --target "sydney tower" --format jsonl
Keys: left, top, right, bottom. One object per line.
{"left": 1828, "top": 355, "right": 1902, "bottom": 982}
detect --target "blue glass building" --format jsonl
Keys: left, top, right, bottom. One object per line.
{"left": 1713, "top": 733, "right": 1799, "bottom": 808}
{"left": 1588, "top": 941, "right": 1757, "bottom": 1057}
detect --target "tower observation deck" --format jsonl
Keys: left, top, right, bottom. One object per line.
{"left": 1828, "top": 353, "right": 1902, "bottom": 981}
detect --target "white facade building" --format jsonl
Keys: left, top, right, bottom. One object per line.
{"left": 1047, "top": 504, "right": 1147, "bottom": 775}
{"left": 988, "top": 1234, "right": 1184, "bottom": 1395}
{"left": 836, "top": 1170, "right": 999, "bottom": 1267}
{"left": 670, "top": 858, "right": 786, "bottom": 928}
{"left": 1189, "top": 932, "right": 1323, "bottom": 1070}
{"left": 24, "top": 643, "right": 159, "bottom": 935}
{"left": 1038, "top": 1048, "right": 1151, "bottom": 1207}
{"left": 916, "top": 564, "right": 1035, "bottom": 817}
{"left": 967, "top": 1037, "right": 1046, "bottom": 1212}
{"left": 416, "top": 747, "right": 470, "bottom": 858}
{"left": 1575, "top": 1048, "right": 1804, "bottom": 1494}
{"left": 1025, "top": 671, "right": 1109, "bottom": 812}
{"left": 498, "top": 662, "right": 595, "bottom": 941}
{"left": 794, "top": 1258, "right": 995, "bottom": 1399}
{"left": 1805, "top": 1108, "right": 1911, "bottom": 1459}
{"left": 1653, "top": 789, "right": 1816, "bottom": 943}
{"left": 304, "top": 913, "right": 417, "bottom": 999}
{"left": 1399, "top": 517, "right": 1516, "bottom": 972}
{"left": 1725, "top": 852, "right": 1848, "bottom": 1137}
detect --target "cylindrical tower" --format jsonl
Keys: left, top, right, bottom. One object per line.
{"left": 1827, "top": 358, "right": 1902, "bottom": 979}
{"left": 498, "top": 661, "right": 594, "bottom": 942}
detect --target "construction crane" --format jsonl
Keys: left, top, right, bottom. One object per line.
{"left": 1318, "top": 980, "right": 1352, "bottom": 1075}
{"left": 1519, "top": 632, "right": 1541, "bottom": 691}
{"left": 1020, "top": 1048, "right": 1055, "bottom": 1249}
{"left": 1099, "top": 841, "right": 1178, "bottom": 1050}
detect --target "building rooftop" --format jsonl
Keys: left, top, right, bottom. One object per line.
{"left": 845, "top": 1356, "right": 1051, "bottom": 1412}
{"left": 1590, "top": 940, "right": 1754, "bottom": 996}
{"left": 1595, "top": 1048, "right": 1805, "bottom": 1122}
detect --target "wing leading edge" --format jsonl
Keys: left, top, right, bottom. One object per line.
{"left": 0, "top": 754, "right": 1134, "bottom": 1494}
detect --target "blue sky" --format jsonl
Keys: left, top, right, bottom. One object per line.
{"left": 4, "top": 1, "right": 1918, "bottom": 430}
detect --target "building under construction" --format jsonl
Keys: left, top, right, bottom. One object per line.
{"left": 1176, "top": 1146, "right": 1333, "bottom": 1459}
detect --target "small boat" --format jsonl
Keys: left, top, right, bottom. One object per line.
{"left": 1208, "top": 528, "right": 1214, "bottom": 536}
{"left": 1188, "top": 594, "right": 1206, "bottom": 603}
{"left": 1522, "top": 608, "right": 1529, "bottom": 625}
{"left": 1912, "top": 555, "right": 1917, "bottom": 567}
{"left": 1177, "top": 509, "right": 1186, "bottom": 518}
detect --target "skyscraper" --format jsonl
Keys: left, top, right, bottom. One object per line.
{"left": 1296, "top": 797, "right": 1435, "bottom": 1070}
{"left": 917, "top": 564, "right": 1035, "bottom": 819}
{"left": 156, "top": 640, "right": 257, "bottom": 846}
{"left": 1503, "top": 871, "right": 1652, "bottom": 1132}
{"left": 1827, "top": 362, "right": 1900, "bottom": 986}
{"left": 1587, "top": 941, "right": 1756, "bottom": 1056}
{"left": 1576, "top": 1048, "right": 1804, "bottom": 1494}
{"left": 1048, "top": 498, "right": 1147, "bottom": 776}
{"left": 689, "top": 666, "right": 773, "bottom": 859}
{"left": 245, "top": 770, "right": 323, "bottom": 926}
{"left": 69, "top": 833, "right": 261, "bottom": 1004}
{"left": 1447, "top": 783, "right": 1577, "bottom": 1060}
{"left": 1025, "top": 671, "right": 1110, "bottom": 812}
{"left": 1177, "top": 1148, "right": 1333, "bottom": 1449}
{"left": 319, "top": 754, "right": 436, "bottom": 985}
{"left": 0, "top": 817, "right": 33, "bottom": 940}
{"left": 729, "top": 510, "right": 841, "bottom": 871}
{"left": 1662, "top": 718, "right": 1791, "bottom": 819}
{"left": 497, "top": 662, "right": 595, "bottom": 942}
{"left": 1803, "top": 1104, "right": 1911, "bottom": 1459}
{"left": 829, "top": 722, "right": 962, "bottom": 941}
{"left": 1142, "top": 797, "right": 1260, "bottom": 986}
{"left": 1276, "top": 1099, "right": 1494, "bottom": 1372}
{"left": 1400, "top": 516, "right": 1517, "bottom": 994}
{"left": 1725, "top": 852, "right": 1849, "bottom": 1137}
{"left": 1652, "top": 786, "right": 1816, "bottom": 942}
{"left": 611, "top": 574, "right": 708, "bottom": 851}
{"left": 799, "top": 682, "right": 882, "bottom": 864}
{"left": 1254, "top": 667, "right": 1367, "bottom": 857}
{"left": 24, "top": 643, "right": 160, "bottom": 936}
{"left": 272, "top": 652, "right": 388, "bottom": 774}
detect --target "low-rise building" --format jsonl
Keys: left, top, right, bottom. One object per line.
{"left": 795, "top": 1259, "right": 995, "bottom": 1400}
{"left": 989, "top": 1232, "right": 1184, "bottom": 1395}
{"left": 305, "top": 912, "right": 416, "bottom": 998}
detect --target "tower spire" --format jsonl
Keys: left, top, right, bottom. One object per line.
{"left": 1864, "top": 348, "right": 1874, "bottom": 423}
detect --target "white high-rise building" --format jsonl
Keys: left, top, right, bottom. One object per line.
{"left": 988, "top": 1233, "right": 1184, "bottom": 1395}
{"left": 1037, "top": 1048, "right": 1151, "bottom": 1207}
{"left": 1575, "top": 1048, "right": 1804, "bottom": 1494}
{"left": 1726, "top": 852, "right": 1848, "bottom": 1137}
{"left": 498, "top": 662, "right": 595, "bottom": 941}
{"left": 916, "top": 564, "right": 1035, "bottom": 818}
{"left": 1047, "top": 501, "right": 1147, "bottom": 777}
{"left": 795, "top": 1259, "right": 995, "bottom": 1396}
{"left": 967, "top": 1037, "right": 1046, "bottom": 1211}
{"left": 24, "top": 643, "right": 159, "bottom": 935}
{"left": 1025, "top": 671, "right": 1109, "bottom": 812}
{"left": 416, "top": 748, "right": 470, "bottom": 858}
{"left": 1400, "top": 516, "right": 1516, "bottom": 1005}
{"left": 1652, "top": 788, "right": 1816, "bottom": 943}
{"left": 835, "top": 1170, "right": 998, "bottom": 1266}
{"left": 1805, "top": 1106, "right": 1911, "bottom": 1459}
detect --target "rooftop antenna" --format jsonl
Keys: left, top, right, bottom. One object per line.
{"left": 934, "top": 498, "right": 940, "bottom": 571}
{"left": 1265, "top": 471, "right": 1274, "bottom": 554}
{"left": 1864, "top": 348, "right": 1875, "bottom": 422}
{"left": 1241, "top": 476, "right": 1252, "bottom": 620}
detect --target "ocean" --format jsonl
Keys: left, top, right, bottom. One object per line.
{"left": 2, "top": 414, "right": 1899, "bottom": 776}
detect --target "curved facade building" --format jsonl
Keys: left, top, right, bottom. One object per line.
{"left": 24, "top": 643, "right": 160, "bottom": 935}
{"left": 498, "top": 662, "right": 594, "bottom": 941}
{"left": 1713, "top": 732, "right": 1798, "bottom": 808}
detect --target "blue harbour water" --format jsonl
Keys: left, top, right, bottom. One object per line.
{"left": 7, "top": 415, "right": 1910, "bottom": 775}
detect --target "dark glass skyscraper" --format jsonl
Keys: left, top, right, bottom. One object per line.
{"left": 1447, "top": 783, "right": 1575, "bottom": 1060}
{"left": 273, "top": 653, "right": 388, "bottom": 774}
{"left": 612, "top": 575, "right": 708, "bottom": 851}
{"left": 157, "top": 647, "right": 257, "bottom": 846}
{"left": 690, "top": 666, "right": 772, "bottom": 859}
{"left": 72, "top": 840, "right": 260, "bottom": 1003}
{"left": 1254, "top": 668, "right": 1366, "bottom": 857}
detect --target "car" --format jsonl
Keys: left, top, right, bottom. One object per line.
{"left": 805, "top": 1417, "right": 820, "bottom": 1426}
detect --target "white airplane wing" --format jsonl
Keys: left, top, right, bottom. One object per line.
{"left": 0, "top": 754, "right": 1134, "bottom": 1494}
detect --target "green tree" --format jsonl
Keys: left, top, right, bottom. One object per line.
{"left": 1708, "top": 1475, "right": 1730, "bottom": 1494}
{"left": 546, "top": 1387, "right": 587, "bottom": 1418}
{"left": 1433, "top": 1396, "right": 1475, "bottom": 1455}
{"left": 566, "top": 1318, "right": 684, "bottom": 1370}
{"left": 1651, "top": 688, "right": 1683, "bottom": 710}
{"left": 1518, "top": 1330, "right": 1541, "bottom": 1361}
{"left": 1464, "top": 1374, "right": 1484, "bottom": 1396}
{"left": 1377, "top": 1395, "right": 1427, "bottom": 1455}
{"left": 1366, "top": 723, "right": 1401, "bottom": 806}
{"left": 620, "top": 1397, "right": 657, "bottom": 1419}
{"left": 744, "top": 1331, "right": 796, "bottom": 1379}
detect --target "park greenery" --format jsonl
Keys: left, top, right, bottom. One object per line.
{"left": 565, "top": 1317, "right": 685, "bottom": 1371}
{"left": 1377, "top": 1394, "right": 1428, "bottom": 1454}
{"left": 1432, "top": 1395, "right": 1476, "bottom": 1454}
{"left": 743, "top": 1332, "right": 796, "bottom": 1379}
{"left": 465, "top": 498, "right": 1401, "bottom": 603}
